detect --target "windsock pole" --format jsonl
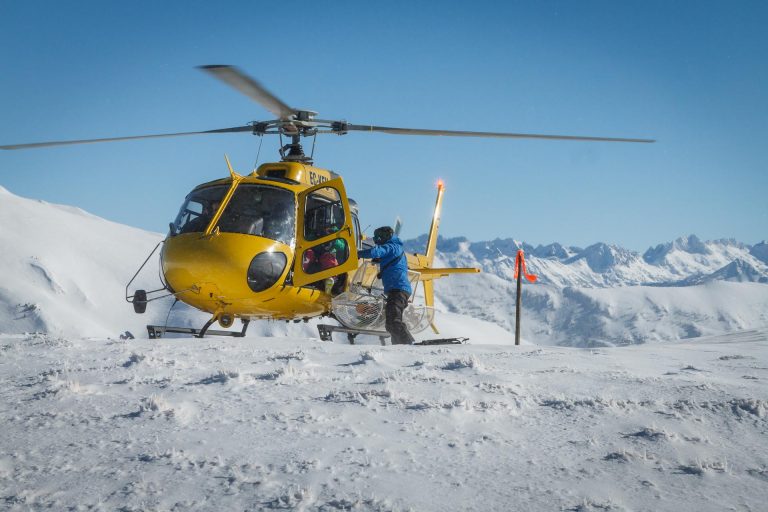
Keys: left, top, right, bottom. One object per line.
{"left": 515, "top": 255, "right": 522, "bottom": 345}
{"left": 513, "top": 250, "right": 537, "bottom": 346}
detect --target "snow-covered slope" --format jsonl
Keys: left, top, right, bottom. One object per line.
{"left": 1, "top": 329, "right": 766, "bottom": 510}
{"left": 0, "top": 185, "right": 170, "bottom": 337}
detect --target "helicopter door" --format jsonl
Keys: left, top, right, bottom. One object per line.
{"left": 294, "top": 178, "right": 359, "bottom": 288}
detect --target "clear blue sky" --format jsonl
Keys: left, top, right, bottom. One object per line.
{"left": 1, "top": 1, "right": 766, "bottom": 251}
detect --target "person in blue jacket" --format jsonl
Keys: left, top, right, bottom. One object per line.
{"left": 358, "top": 226, "right": 415, "bottom": 345}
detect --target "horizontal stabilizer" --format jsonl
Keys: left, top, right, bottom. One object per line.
{"left": 413, "top": 267, "right": 481, "bottom": 277}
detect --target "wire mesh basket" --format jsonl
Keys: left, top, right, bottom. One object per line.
{"left": 403, "top": 302, "right": 435, "bottom": 333}
{"left": 332, "top": 290, "right": 435, "bottom": 333}
{"left": 332, "top": 291, "right": 386, "bottom": 331}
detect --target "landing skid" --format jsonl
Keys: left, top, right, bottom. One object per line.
{"left": 147, "top": 319, "right": 250, "bottom": 339}
{"left": 318, "top": 324, "right": 390, "bottom": 345}
{"left": 413, "top": 337, "right": 468, "bottom": 346}
{"left": 317, "top": 324, "right": 468, "bottom": 346}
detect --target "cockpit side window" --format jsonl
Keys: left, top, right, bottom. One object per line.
{"left": 304, "top": 187, "right": 345, "bottom": 241}
{"left": 171, "top": 185, "right": 228, "bottom": 235}
{"left": 352, "top": 213, "right": 362, "bottom": 250}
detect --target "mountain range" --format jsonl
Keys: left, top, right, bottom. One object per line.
{"left": 404, "top": 234, "right": 768, "bottom": 346}
{"left": 404, "top": 234, "right": 768, "bottom": 287}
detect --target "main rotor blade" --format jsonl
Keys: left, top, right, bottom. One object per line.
{"left": 344, "top": 124, "right": 655, "bottom": 143}
{"left": 198, "top": 65, "right": 296, "bottom": 120}
{"left": 0, "top": 125, "right": 254, "bottom": 151}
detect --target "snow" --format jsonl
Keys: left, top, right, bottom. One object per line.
{"left": 1, "top": 329, "right": 766, "bottom": 510}
{"left": 0, "top": 185, "right": 165, "bottom": 338}
{"left": 2, "top": 187, "right": 768, "bottom": 510}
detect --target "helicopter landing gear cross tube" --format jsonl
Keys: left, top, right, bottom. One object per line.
{"left": 1, "top": 65, "right": 653, "bottom": 341}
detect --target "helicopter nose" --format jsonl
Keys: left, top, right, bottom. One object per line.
{"left": 161, "top": 233, "right": 290, "bottom": 310}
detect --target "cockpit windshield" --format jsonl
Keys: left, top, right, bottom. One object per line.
{"left": 170, "top": 184, "right": 296, "bottom": 245}
{"left": 216, "top": 184, "right": 295, "bottom": 245}
{"left": 171, "top": 185, "right": 228, "bottom": 235}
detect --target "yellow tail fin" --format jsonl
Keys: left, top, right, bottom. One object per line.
{"left": 424, "top": 180, "right": 445, "bottom": 333}
{"left": 425, "top": 180, "right": 445, "bottom": 267}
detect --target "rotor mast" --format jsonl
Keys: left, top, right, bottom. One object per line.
{"left": 272, "top": 110, "right": 320, "bottom": 163}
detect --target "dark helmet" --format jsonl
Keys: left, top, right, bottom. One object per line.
{"left": 373, "top": 226, "right": 394, "bottom": 245}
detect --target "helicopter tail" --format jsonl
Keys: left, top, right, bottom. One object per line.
{"left": 411, "top": 180, "right": 480, "bottom": 334}
{"left": 422, "top": 181, "right": 444, "bottom": 334}
{"left": 425, "top": 180, "right": 445, "bottom": 267}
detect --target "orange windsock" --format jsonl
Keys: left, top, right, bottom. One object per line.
{"left": 514, "top": 250, "right": 538, "bottom": 283}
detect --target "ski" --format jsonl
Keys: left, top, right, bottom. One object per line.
{"left": 412, "top": 337, "right": 468, "bottom": 346}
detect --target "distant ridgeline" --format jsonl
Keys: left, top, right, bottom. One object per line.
{"left": 404, "top": 234, "right": 768, "bottom": 287}
{"left": 405, "top": 234, "right": 768, "bottom": 346}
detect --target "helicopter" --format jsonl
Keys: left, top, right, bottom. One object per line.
{"left": 0, "top": 65, "right": 654, "bottom": 343}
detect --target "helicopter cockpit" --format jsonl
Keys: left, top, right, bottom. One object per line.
{"left": 165, "top": 169, "right": 363, "bottom": 295}
{"left": 170, "top": 183, "right": 296, "bottom": 245}
{"left": 171, "top": 186, "right": 226, "bottom": 235}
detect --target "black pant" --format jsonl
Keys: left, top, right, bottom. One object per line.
{"left": 385, "top": 290, "right": 415, "bottom": 345}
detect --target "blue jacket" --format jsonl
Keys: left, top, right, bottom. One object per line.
{"left": 358, "top": 236, "right": 412, "bottom": 294}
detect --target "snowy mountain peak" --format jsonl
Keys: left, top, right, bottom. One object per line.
{"left": 531, "top": 242, "right": 575, "bottom": 260}
{"left": 468, "top": 238, "right": 531, "bottom": 260}
{"left": 566, "top": 242, "right": 639, "bottom": 273}
{"left": 643, "top": 234, "right": 709, "bottom": 264}
{"left": 750, "top": 241, "right": 768, "bottom": 264}
{"left": 672, "top": 234, "right": 708, "bottom": 253}
{"left": 705, "top": 258, "right": 768, "bottom": 284}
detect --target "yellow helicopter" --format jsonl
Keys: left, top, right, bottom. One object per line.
{"left": 1, "top": 65, "right": 653, "bottom": 343}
